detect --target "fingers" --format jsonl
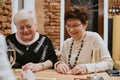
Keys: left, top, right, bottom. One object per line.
{"left": 22, "top": 63, "right": 34, "bottom": 71}
{"left": 56, "top": 63, "right": 69, "bottom": 74}
{"left": 22, "top": 63, "right": 33, "bottom": 71}
{"left": 71, "top": 64, "right": 87, "bottom": 75}
{"left": 22, "top": 63, "right": 41, "bottom": 72}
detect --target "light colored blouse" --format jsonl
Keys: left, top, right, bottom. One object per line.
{"left": 60, "top": 31, "right": 113, "bottom": 73}
{"left": 0, "top": 34, "right": 16, "bottom": 80}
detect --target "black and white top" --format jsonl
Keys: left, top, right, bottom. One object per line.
{"left": 6, "top": 33, "right": 58, "bottom": 68}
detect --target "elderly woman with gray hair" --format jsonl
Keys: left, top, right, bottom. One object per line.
{"left": 0, "top": 0, "right": 35, "bottom": 80}
{"left": 6, "top": 9, "right": 58, "bottom": 72}
{"left": 0, "top": 35, "right": 35, "bottom": 79}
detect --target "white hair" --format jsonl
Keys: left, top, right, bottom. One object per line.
{"left": 13, "top": 9, "right": 37, "bottom": 26}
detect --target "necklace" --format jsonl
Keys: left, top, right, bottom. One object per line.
{"left": 68, "top": 34, "right": 86, "bottom": 69}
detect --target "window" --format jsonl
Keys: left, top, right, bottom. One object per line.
{"left": 65, "top": 0, "right": 104, "bottom": 39}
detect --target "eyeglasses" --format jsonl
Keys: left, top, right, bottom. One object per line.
{"left": 65, "top": 23, "right": 82, "bottom": 29}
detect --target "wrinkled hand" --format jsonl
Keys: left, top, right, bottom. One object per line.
{"left": 22, "top": 69, "right": 35, "bottom": 80}
{"left": 22, "top": 62, "right": 43, "bottom": 72}
{"left": 56, "top": 62, "right": 70, "bottom": 74}
{"left": 71, "top": 64, "right": 87, "bottom": 75}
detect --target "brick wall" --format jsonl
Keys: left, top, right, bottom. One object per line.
{"left": 0, "top": 0, "right": 12, "bottom": 36}
{"left": 0, "top": 0, "right": 60, "bottom": 47}
{"left": 35, "top": 0, "right": 60, "bottom": 48}
{"left": 108, "top": 0, "right": 120, "bottom": 18}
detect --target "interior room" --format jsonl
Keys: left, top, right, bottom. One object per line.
{"left": 0, "top": 0, "right": 120, "bottom": 80}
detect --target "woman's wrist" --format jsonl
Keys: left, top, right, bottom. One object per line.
{"left": 40, "top": 63, "right": 44, "bottom": 70}
{"left": 54, "top": 61, "right": 64, "bottom": 69}
{"left": 39, "top": 60, "right": 53, "bottom": 70}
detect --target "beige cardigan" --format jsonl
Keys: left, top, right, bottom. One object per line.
{"left": 60, "top": 31, "right": 113, "bottom": 73}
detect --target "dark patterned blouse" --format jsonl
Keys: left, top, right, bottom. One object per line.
{"left": 6, "top": 33, "right": 58, "bottom": 68}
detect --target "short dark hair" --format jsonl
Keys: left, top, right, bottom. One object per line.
{"left": 65, "top": 6, "right": 88, "bottom": 24}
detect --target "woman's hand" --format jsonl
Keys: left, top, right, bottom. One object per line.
{"left": 22, "top": 69, "right": 35, "bottom": 80}
{"left": 22, "top": 62, "right": 43, "bottom": 72}
{"left": 56, "top": 62, "right": 70, "bottom": 74}
{"left": 71, "top": 64, "right": 87, "bottom": 75}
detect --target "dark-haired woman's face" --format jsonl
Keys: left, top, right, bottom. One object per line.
{"left": 65, "top": 18, "right": 87, "bottom": 40}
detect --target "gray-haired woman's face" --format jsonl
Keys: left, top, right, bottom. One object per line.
{"left": 16, "top": 19, "right": 37, "bottom": 42}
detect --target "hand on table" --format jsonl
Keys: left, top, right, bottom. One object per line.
{"left": 22, "top": 62, "right": 43, "bottom": 72}
{"left": 71, "top": 64, "right": 87, "bottom": 75}
{"left": 56, "top": 62, "right": 70, "bottom": 74}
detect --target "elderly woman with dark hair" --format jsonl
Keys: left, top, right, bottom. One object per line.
{"left": 55, "top": 7, "right": 113, "bottom": 75}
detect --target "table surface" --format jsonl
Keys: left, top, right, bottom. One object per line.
{"left": 13, "top": 69, "right": 120, "bottom": 80}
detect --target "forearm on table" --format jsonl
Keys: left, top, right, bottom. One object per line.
{"left": 85, "top": 61, "right": 113, "bottom": 73}
{"left": 40, "top": 60, "right": 53, "bottom": 69}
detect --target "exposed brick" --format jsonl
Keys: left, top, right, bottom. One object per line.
{"left": 0, "top": 0, "right": 12, "bottom": 35}
{"left": 36, "top": 0, "right": 60, "bottom": 47}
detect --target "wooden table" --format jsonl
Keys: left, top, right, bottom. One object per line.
{"left": 13, "top": 69, "right": 120, "bottom": 80}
